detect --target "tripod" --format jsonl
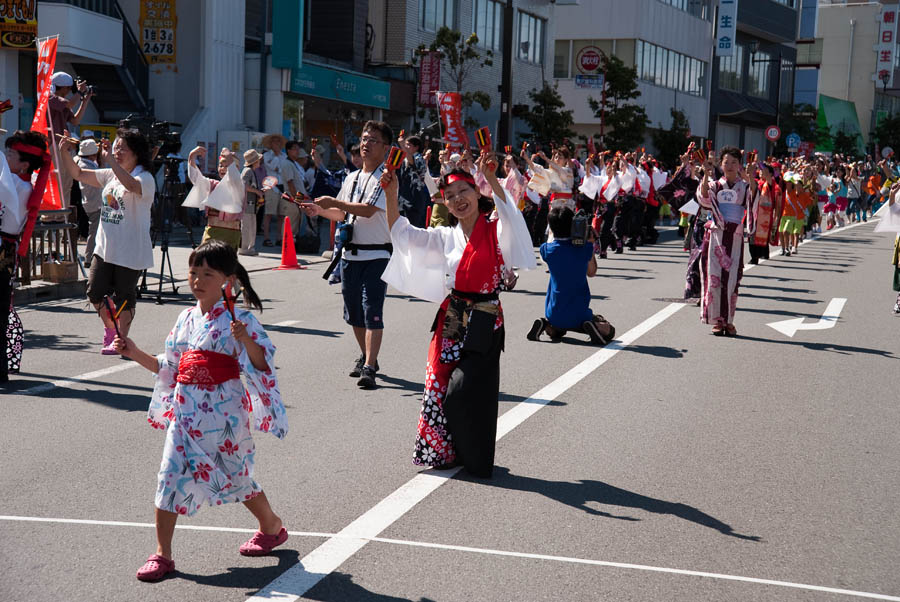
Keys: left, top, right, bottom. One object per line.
{"left": 139, "top": 158, "right": 192, "bottom": 304}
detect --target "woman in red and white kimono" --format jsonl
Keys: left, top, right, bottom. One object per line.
{"left": 697, "top": 146, "right": 756, "bottom": 336}
{"left": 746, "top": 162, "right": 781, "bottom": 265}
{"left": 380, "top": 152, "right": 535, "bottom": 477}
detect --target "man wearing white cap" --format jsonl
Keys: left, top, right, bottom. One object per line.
{"left": 49, "top": 71, "right": 93, "bottom": 204}
{"left": 76, "top": 139, "right": 102, "bottom": 265}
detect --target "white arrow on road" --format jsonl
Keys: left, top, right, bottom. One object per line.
{"left": 767, "top": 298, "right": 847, "bottom": 338}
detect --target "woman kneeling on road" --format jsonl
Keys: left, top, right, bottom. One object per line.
{"left": 380, "top": 151, "right": 535, "bottom": 477}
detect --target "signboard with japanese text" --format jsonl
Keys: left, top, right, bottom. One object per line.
{"left": 0, "top": 0, "right": 37, "bottom": 49}
{"left": 418, "top": 51, "right": 440, "bottom": 108}
{"left": 715, "top": 0, "right": 738, "bottom": 57}
{"left": 575, "top": 75, "right": 604, "bottom": 89}
{"left": 874, "top": 5, "right": 898, "bottom": 88}
{"left": 139, "top": 0, "right": 177, "bottom": 67}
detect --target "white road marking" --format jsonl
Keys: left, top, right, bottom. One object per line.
{"left": 23, "top": 363, "right": 137, "bottom": 396}
{"left": 1, "top": 514, "right": 896, "bottom": 601}
{"left": 247, "top": 303, "right": 687, "bottom": 602}
{"left": 21, "top": 319, "right": 300, "bottom": 396}
{"left": 767, "top": 297, "right": 847, "bottom": 337}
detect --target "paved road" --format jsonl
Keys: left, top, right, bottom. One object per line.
{"left": 1, "top": 220, "right": 898, "bottom": 602}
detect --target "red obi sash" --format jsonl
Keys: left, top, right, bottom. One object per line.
{"left": 550, "top": 192, "right": 573, "bottom": 202}
{"left": 176, "top": 350, "right": 240, "bottom": 385}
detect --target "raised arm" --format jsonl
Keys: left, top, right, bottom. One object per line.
{"left": 57, "top": 134, "right": 101, "bottom": 188}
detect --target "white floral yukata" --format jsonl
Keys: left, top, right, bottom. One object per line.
{"left": 148, "top": 301, "right": 287, "bottom": 516}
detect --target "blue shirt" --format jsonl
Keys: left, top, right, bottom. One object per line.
{"left": 540, "top": 239, "right": 594, "bottom": 329}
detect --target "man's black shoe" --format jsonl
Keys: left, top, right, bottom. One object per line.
{"left": 357, "top": 365, "right": 377, "bottom": 389}
{"left": 349, "top": 354, "right": 379, "bottom": 377}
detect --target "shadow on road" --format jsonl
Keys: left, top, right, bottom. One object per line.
{"left": 306, "top": 571, "right": 437, "bottom": 601}
{"left": 177, "top": 548, "right": 300, "bottom": 593}
{"left": 741, "top": 284, "right": 816, "bottom": 294}
{"left": 480, "top": 467, "right": 761, "bottom": 541}
{"left": 266, "top": 324, "right": 343, "bottom": 338}
{"left": 736, "top": 335, "right": 895, "bottom": 357}
{"left": 22, "top": 330, "right": 93, "bottom": 352}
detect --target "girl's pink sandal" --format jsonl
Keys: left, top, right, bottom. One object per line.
{"left": 136, "top": 554, "right": 175, "bottom": 582}
{"left": 239, "top": 527, "right": 288, "bottom": 556}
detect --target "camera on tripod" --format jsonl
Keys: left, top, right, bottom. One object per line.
{"left": 118, "top": 114, "right": 183, "bottom": 157}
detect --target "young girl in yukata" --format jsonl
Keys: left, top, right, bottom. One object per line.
{"left": 114, "top": 239, "right": 289, "bottom": 582}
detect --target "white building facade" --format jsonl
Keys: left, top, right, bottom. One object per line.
{"left": 550, "top": 0, "right": 714, "bottom": 151}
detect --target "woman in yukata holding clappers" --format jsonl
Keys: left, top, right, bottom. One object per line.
{"left": 379, "top": 150, "right": 535, "bottom": 478}
{"left": 698, "top": 146, "right": 756, "bottom": 337}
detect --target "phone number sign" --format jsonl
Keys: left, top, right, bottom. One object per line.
{"left": 139, "top": 0, "right": 177, "bottom": 66}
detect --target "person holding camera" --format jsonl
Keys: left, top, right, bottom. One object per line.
{"left": 48, "top": 72, "right": 93, "bottom": 204}
{"left": 76, "top": 139, "right": 103, "bottom": 267}
{"left": 59, "top": 128, "right": 156, "bottom": 353}
{"left": 301, "top": 121, "right": 394, "bottom": 390}
{"left": 526, "top": 207, "right": 615, "bottom": 345}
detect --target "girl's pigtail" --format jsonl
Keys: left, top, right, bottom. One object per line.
{"left": 235, "top": 262, "right": 263, "bottom": 312}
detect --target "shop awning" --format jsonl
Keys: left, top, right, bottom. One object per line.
{"left": 817, "top": 94, "right": 864, "bottom": 154}
{"left": 289, "top": 62, "right": 391, "bottom": 110}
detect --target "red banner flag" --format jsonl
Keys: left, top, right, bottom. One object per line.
{"left": 32, "top": 37, "right": 62, "bottom": 210}
{"left": 418, "top": 52, "right": 441, "bottom": 108}
{"left": 437, "top": 92, "right": 468, "bottom": 150}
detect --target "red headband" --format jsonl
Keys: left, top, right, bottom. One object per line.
{"left": 444, "top": 173, "right": 476, "bottom": 189}
{"left": 11, "top": 142, "right": 47, "bottom": 158}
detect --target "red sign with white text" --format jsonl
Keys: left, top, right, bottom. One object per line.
{"left": 418, "top": 51, "right": 440, "bottom": 108}
{"left": 32, "top": 37, "right": 61, "bottom": 210}
{"left": 576, "top": 46, "right": 602, "bottom": 74}
{"left": 437, "top": 91, "right": 469, "bottom": 149}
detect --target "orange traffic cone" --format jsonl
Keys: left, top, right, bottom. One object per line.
{"left": 274, "top": 216, "right": 306, "bottom": 270}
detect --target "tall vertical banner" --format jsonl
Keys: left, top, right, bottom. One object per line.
{"left": 875, "top": 5, "right": 898, "bottom": 88}
{"left": 436, "top": 92, "right": 468, "bottom": 149}
{"left": 418, "top": 51, "right": 441, "bottom": 108}
{"left": 715, "top": 0, "right": 738, "bottom": 57}
{"left": 32, "top": 36, "right": 62, "bottom": 210}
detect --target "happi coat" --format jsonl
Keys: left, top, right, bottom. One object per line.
{"left": 382, "top": 190, "right": 534, "bottom": 476}
{"left": 148, "top": 301, "right": 288, "bottom": 516}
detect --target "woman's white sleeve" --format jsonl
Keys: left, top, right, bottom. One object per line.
{"left": 494, "top": 189, "right": 536, "bottom": 270}
{"left": 381, "top": 216, "right": 452, "bottom": 303}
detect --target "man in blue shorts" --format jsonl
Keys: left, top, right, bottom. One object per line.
{"left": 302, "top": 121, "right": 394, "bottom": 389}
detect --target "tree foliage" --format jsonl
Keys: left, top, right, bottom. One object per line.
{"left": 872, "top": 113, "right": 900, "bottom": 153}
{"left": 414, "top": 27, "right": 493, "bottom": 129}
{"left": 587, "top": 55, "right": 649, "bottom": 151}
{"left": 651, "top": 108, "right": 692, "bottom": 170}
{"left": 519, "top": 83, "right": 576, "bottom": 147}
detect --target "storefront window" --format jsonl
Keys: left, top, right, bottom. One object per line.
{"left": 283, "top": 96, "right": 305, "bottom": 141}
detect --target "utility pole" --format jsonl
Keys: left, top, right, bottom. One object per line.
{"left": 498, "top": 0, "right": 514, "bottom": 146}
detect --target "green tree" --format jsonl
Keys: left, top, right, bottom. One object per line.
{"left": 519, "top": 83, "right": 576, "bottom": 147}
{"left": 872, "top": 113, "right": 900, "bottom": 152}
{"left": 774, "top": 104, "right": 818, "bottom": 155}
{"left": 651, "top": 108, "right": 692, "bottom": 170}
{"left": 587, "top": 54, "right": 649, "bottom": 151}
{"left": 832, "top": 129, "right": 861, "bottom": 159}
{"left": 414, "top": 27, "right": 493, "bottom": 129}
